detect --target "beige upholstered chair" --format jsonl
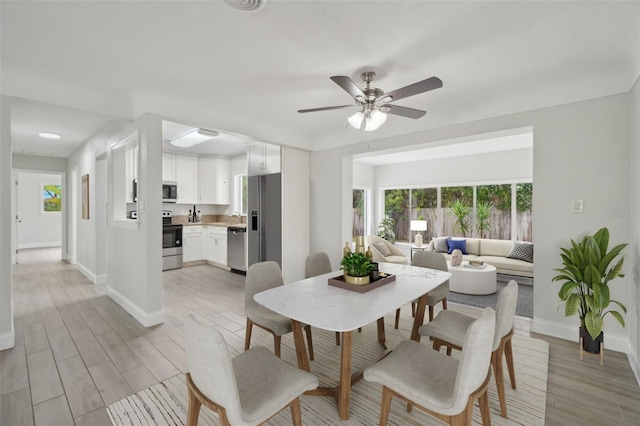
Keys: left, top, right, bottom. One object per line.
{"left": 304, "top": 252, "right": 342, "bottom": 346}
{"left": 245, "top": 261, "right": 314, "bottom": 360}
{"left": 364, "top": 308, "right": 496, "bottom": 425}
{"left": 185, "top": 313, "right": 318, "bottom": 426}
{"left": 365, "top": 235, "right": 409, "bottom": 264}
{"left": 419, "top": 280, "right": 519, "bottom": 418}
{"left": 394, "top": 250, "right": 449, "bottom": 329}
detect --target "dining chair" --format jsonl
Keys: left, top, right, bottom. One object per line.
{"left": 245, "top": 261, "right": 315, "bottom": 360}
{"left": 419, "top": 280, "right": 519, "bottom": 418}
{"left": 394, "top": 250, "right": 449, "bottom": 329}
{"left": 364, "top": 307, "right": 496, "bottom": 426}
{"left": 185, "top": 313, "right": 318, "bottom": 426}
{"left": 304, "top": 252, "right": 342, "bottom": 346}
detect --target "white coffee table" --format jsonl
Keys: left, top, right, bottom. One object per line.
{"left": 447, "top": 261, "right": 497, "bottom": 295}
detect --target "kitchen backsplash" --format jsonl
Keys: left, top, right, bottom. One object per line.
{"left": 172, "top": 214, "right": 247, "bottom": 225}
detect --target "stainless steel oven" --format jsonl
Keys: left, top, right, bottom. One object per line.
{"left": 162, "top": 211, "right": 183, "bottom": 270}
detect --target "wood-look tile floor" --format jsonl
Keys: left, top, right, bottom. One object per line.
{"left": 1, "top": 248, "right": 639, "bottom": 425}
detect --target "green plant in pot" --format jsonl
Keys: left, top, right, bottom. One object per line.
{"left": 341, "top": 252, "right": 375, "bottom": 285}
{"left": 552, "top": 227, "right": 627, "bottom": 354}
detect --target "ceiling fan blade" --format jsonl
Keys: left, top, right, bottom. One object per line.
{"left": 297, "top": 105, "right": 356, "bottom": 113}
{"left": 330, "top": 76, "right": 366, "bottom": 99}
{"left": 380, "top": 77, "right": 443, "bottom": 103}
{"left": 384, "top": 105, "right": 427, "bottom": 119}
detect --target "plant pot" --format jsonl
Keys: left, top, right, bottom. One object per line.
{"left": 580, "top": 326, "right": 603, "bottom": 354}
{"left": 344, "top": 274, "right": 370, "bottom": 285}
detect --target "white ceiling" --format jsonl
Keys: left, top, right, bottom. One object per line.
{"left": 2, "top": 1, "right": 639, "bottom": 158}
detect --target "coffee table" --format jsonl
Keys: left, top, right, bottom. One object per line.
{"left": 447, "top": 260, "right": 497, "bottom": 295}
{"left": 254, "top": 262, "right": 451, "bottom": 420}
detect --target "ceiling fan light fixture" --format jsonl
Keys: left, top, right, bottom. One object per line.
{"left": 170, "top": 128, "right": 218, "bottom": 148}
{"left": 348, "top": 111, "right": 365, "bottom": 129}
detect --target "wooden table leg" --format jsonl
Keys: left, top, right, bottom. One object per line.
{"left": 376, "top": 317, "right": 387, "bottom": 350}
{"left": 337, "top": 330, "right": 353, "bottom": 420}
{"left": 411, "top": 293, "right": 428, "bottom": 342}
{"left": 291, "top": 320, "right": 310, "bottom": 372}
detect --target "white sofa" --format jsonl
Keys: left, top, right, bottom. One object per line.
{"left": 365, "top": 235, "right": 410, "bottom": 265}
{"left": 427, "top": 237, "right": 533, "bottom": 278}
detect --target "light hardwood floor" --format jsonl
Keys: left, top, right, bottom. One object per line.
{"left": 1, "top": 248, "right": 639, "bottom": 425}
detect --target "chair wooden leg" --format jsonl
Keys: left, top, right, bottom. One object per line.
{"left": 274, "top": 335, "right": 282, "bottom": 358}
{"left": 244, "top": 318, "right": 253, "bottom": 352}
{"left": 411, "top": 302, "right": 416, "bottom": 317}
{"left": 335, "top": 332, "right": 341, "bottom": 346}
{"left": 394, "top": 308, "right": 401, "bottom": 329}
{"left": 379, "top": 386, "right": 393, "bottom": 426}
{"left": 478, "top": 388, "right": 492, "bottom": 426}
{"left": 504, "top": 335, "right": 516, "bottom": 389}
{"left": 290, "top": 397, "right": 302, "bottom": 426}
{"left": 304, "top": 325, "right": 315, "bottom": 361}
{"left": 428, "top": 305, "right": 435, "bottom": 322}
{"left": 492, "top": 347, "right": 507, "bottom": 418}
{"left": 187, "top": 381, "right": 202, "bottom": 426}
{"left": 442, "top": 297, "right": 448, "bottom": 311}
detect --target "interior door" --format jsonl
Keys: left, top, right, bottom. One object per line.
{"left": 11, "top": 170, "right": 19, "bottom": 265}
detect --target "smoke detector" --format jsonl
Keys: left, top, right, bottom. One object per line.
{"left": 224, "top": 0, "right": 269, "bottom": 13}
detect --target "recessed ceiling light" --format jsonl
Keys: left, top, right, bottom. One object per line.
{"left": 170, "top": 128, "right": 219, "bottom": 148}
{"left": 38, "top": 132, "right": 61, "bottom": 139}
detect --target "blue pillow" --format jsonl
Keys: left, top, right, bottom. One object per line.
{"left": 447, "top": 238, "right": 467, "bottom": 254}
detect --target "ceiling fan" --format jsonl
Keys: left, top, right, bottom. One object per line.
{"left": 298, "top": 71, "right": 443, "bottom": 131}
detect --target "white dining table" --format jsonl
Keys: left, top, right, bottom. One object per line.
{"left": 254, "top": 262, "right": 451, "bottom": 420}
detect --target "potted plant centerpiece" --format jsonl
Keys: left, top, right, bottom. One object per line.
{"left": 552, "top": 227, "right": 627, "bottom": 354}
{"left": 341, "top": 252, "right": 375, "bottom": 285}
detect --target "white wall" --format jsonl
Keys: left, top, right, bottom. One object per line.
{"left": 628, "top": 75, "right": 640, "bottom": 382}
{"left": 311, "top": 93, "right": 635, "bottom": 355}
{"left": 13, "top": 153, "right": 67, "bottom": 172}
{"left": 16, "top": 171, "right": 62, "bottom": 248}
{"left": 0, "top": 97, "right": 15, "bottom": 350}
{"left": 106, "top": 114, "right": 163, "bottom": 327}
{"left": 281, "top": 146, "right": 310, "bottom": 282}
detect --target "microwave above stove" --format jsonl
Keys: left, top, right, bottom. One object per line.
{"left": 162, "top": 181, "right": 177, "bottom": 203}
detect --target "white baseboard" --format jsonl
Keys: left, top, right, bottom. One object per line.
{"left": 106, "top": 285, "right": 165, "bottom": 327}
{"left": 18, "top": 242, "right": 61, "bottom": 249}
{"left": 76, "top": 262, "right": 97, "bottom": 284}
{"left": 95, "top": 274, "right": 108, "bottom": 284}
{"left": 629, "top": 350, "right": 640, "bottom": 387}
{"left": 0, "top": 330, "right": 15, "bottom": 351}
{"left": 531, "top": 317, "right": 630, "bottom": 353}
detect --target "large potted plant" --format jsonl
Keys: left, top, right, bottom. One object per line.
{"left": 341, "top": 252, "right": 375, "bottom": 285}
{"left": 448, "top": 200, "right": 470, "bottom": 237}
{"left": 552, "top": 227, "right": 627, "bottom": 353}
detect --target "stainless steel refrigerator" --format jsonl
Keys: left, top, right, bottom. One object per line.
{"left": 248, "top": 173, "right": 282, "bottom": 267}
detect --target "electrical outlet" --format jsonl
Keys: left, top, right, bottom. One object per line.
{"left": 571, "top": 199, "right": 583, "bottom": 213}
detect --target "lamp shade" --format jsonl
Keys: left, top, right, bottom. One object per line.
{"left": 348, "top": 111, "right": 364, "bottom": 129}
{"left": 410, "top": 220, "right": 427, "bottom": 231}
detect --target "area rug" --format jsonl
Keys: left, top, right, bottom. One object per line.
{"left": 108, "top": 314, "right": 548, "bottom": 425}
{"left": 447, "top": 281, "right": 534, "bottom": 318}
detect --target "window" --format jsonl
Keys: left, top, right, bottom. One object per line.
{"left": 383, "top": 189, "right": 410, "bottom": 241}
{"left": 42, "top": 183, "right": 62, "bottom": 213}
{"left": 411, "top": 188, "right": 437, "bottom": 241}
{"left": 441, "top": 186, "right": 473, "bottom": 237}
{"left": 234, "top": 174, "right": 248, "bottom": 215}
{"left": 353, "top": 189, "right": 365, "bottom": 237}
{"left": 516, "top": 183, "right": 532, "bottom": 241}
{"left": 477, "top": 184, "right": 511, "bottom": 239}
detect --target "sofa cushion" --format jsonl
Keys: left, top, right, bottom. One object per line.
{"left": 433, "top": 237, "right": 450, "bottom": 253}
{"left": 479, "top": 239, "right": 512, "bottom": 257}
{"left": 373, "top": 241, "right": 392, "bottom": 257}
{"left": 447, "top": 238, "right": 467, "bottom": 254}
{"left": 464, "top": 238, "right": 481, "bottom": 255}
{"left": 477, "top": 256, "right": 534, "bottom": 273}
{"left": 507, "top": 240, "right": 534, "bottom": 263}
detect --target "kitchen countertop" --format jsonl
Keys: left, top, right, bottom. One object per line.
{"left": 181, "top": 222, "right": 246, "bottom": 228}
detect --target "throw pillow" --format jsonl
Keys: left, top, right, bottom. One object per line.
{"left": 433, "top": 237, "right": 450, "bottom": 253}
{"left": 373, "top": 241, "right": 392, "bottom": 257}
{"left": 507, "top": 240, "right": 534, "bottom": 263}
{"left": 447, "top": 238, "right": 467, "bottom": 254}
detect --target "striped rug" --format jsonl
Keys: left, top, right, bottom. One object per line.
{"left": 108, "top": 316, "right": 548, "bottom": 425}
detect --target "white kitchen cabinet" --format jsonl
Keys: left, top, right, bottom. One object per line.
{"left": 176, "top": 154, "right": 198, "bottom": 204}
{"left": 198, "top": 157, "right": 230, "bottom": 204}
{"left": 183, "top": 226, "right": 204, "bottom": 262}
{"left": 162, "top": 152, "right": 176, "bottom": 182}
{"left": 206, "top": 226, "right": 227, "bottom": 266}
{"left": 248, "top": 142, "right": 280, "bottom": 176}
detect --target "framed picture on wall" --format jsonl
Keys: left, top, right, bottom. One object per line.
{"left": 82, "top": 174, "right": 90, "bottom": 219}
{"left": 42, "top": 183, "right": 62, "bottom": 213}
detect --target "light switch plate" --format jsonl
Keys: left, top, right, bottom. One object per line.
{"left": 571, "top": 199, "right": 583, "bottom": 213}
